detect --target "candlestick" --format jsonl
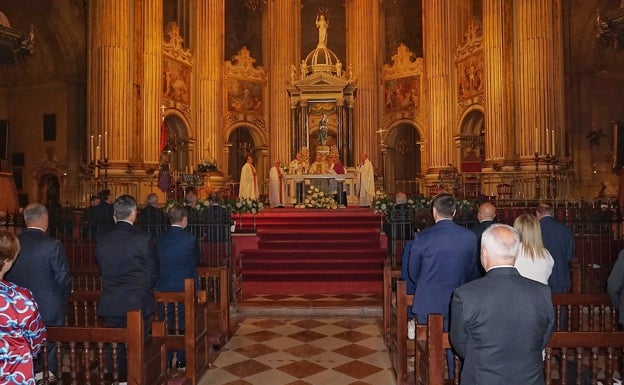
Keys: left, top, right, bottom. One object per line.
{"left": 96, "top": 145, "right": 101, "bottom": 161}
{"left": 551, "top": 129, "right": 555, "bottom": 155}
{"left": 535, "top": 127, "right": 538, "bottom": 153}
{"left": 104, "top": 131, "right": 108, "bottom": 160}
{"left": 90, "top": 135, "right": 95, "bottom": 163}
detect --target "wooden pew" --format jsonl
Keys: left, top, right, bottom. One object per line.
{"left": 386, "top": 277, "right": 416, "bottom": 383}
{"left": 40, "top": 310, "right": 168, "bottom": 385}
{"left": 197, "top": 266, "right": 230, "bottom": 347}
{"left": 70, "top": 268, "right": 102, "bottom": 292}
{"left": 414, "top": 314, "right": 624, "bottom": 385}
{"left": 551, "top": 292, "right": 617, "bottom": 331}
{"left": 154, "top": 278, "right": 210, "bottom": 385}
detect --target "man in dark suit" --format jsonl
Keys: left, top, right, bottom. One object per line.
{"left": 200, "top": 193, "right": 231, "bottom": 244}
{"left": 536, "top": 203, "right": 574, "bottom": 293}
{"left": 96, "top": 194, "right": 159, "bottom": 380}
{"left": 90, "top": 189, "right": 115, "bottom": 238}
{"left": 137, "top": 192, "right": 167, "bottom": 236}
{"left": 407, "top": 193, "right": 477, "bottom": 376}
{"left": 155, "top": 204, "right": 200, "bottom": 369}
{"left": 450, "top": 224, "right": 555, "bottom": 385}
{"left": 472, "top": 201, "right": 496, "bottom": 276}
{"left": 6, "top": 203, "right": 72, "bottom": 378}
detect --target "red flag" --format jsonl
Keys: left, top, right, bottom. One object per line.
{"left": 159, "top": 120, "right": 167, "bottom": 153}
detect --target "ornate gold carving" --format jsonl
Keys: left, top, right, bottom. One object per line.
{"left": 224, "top": 47, "right": 267, "bottom": 81}
{"left": 456, "top": 17, "right": 484, "bottom": 106}
{"left": 381, "top": 44, "right": 424, "bottom": 124}
{"left": 382, "top": 44, "right": 424, "bottom": 79}
{"left": 163, "top": 22, "right": 192, "bottom": 65}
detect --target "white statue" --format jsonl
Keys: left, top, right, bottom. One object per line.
{"left": 336, "top": 60, "right": 342, "bottom": 77}
{"left": 316, "top": 14, "right": 328, "bottom": 47}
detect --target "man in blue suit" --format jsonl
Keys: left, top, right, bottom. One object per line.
{"left": 96, "top": 194, "right": 159, "bottom": 380}
{"left": 408, "top": 193, "right": 477, "bottom": 376}
{"left": 7, "top": 203, "right": 72, "bottom": 378}
{"left": 155, "top": 204, "right": 201, "bottom": 369}
{"left": 536, "top": 203, "right": 574, "bottom": 293}
{"left": 450, "top": 224, "right": 555, "bottom": 385}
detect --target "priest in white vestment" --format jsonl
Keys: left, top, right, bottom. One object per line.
{"left": 357, "top": 152, "right": 375, "bottom": 207}
{"left": 239, "top": 155, "right": 259, "bottom": 200}
{"left": 269, "top": 160, "right": 286, "bottom": 208}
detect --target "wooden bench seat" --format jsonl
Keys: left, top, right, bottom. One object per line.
{"left": 197, "top": 266, "right": 230, "bottom": 347}
{"left": 40, "top": 309, "right": 168, "bottom": 385}
{"left": 154, "top": 278, "right": 210, "bottom": 385}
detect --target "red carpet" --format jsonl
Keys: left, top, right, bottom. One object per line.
{"left": 238, "top": 208, "right": 386, "bottom": 295}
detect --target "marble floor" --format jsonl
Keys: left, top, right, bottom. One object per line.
{"left": 198, "top": 293, "right": 393, "bottom": 385}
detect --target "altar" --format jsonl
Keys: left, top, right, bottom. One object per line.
{"left": 284, "top": 173, "right": 357, "bottom": 207}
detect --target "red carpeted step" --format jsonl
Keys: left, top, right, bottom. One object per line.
{"left": 244, "top": 258, "right": 384, "bottom": 271}
{"left": 257, "top": 239, "right": 380, "bottom": 250}
{"left": 241, "top": 249, "right": 386, "bottom": 260}
{"left": 256, "top": 229, "right": 380, "bottom": 242}
{"left": 242, "top": 269, "right": 382, "bottom": 281}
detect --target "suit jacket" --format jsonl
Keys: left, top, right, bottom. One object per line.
{"left": 200, "top": 205, "right": 230, "bottom": 243}
{"left": 407, "top": 219, "right": 477, "bottom": 325}
{"left": 450, "top": 267, "right": 555, "bottom": 385}
{"left": 6, "top": 228, "right": 72, "bottom": 325}
{"left": 90, "top": 201, "right": 115, "bottom": 236}
{"left": 155, "top": 226, "right": 200, "bottom": 292}
{"left": 472, "top": 220, "right": 494, "bottom": 276}
{"left": 137, "top": 205, "right": 167, "bottom": 226}
{"left": 607, "top": 250, "right": 624, "bottom": 326}
{"left": 96, "top": 221, "right": 159, "bottom": 318}
{"left": 540, "top": 216, "right": 574, "bottom": 293}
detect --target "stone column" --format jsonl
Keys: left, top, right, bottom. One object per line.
{"left": 422, "top": 0, "right": 454, "bottom": 173}
{"left": 269, "top": 0, "right": 299, "bottom": 163}
{"left": 482, "top": 0, "right": 513, "bottom": 165}
{"left": 346, "top": 0, "right": 379, "bottom": 167}
{"left": 194, "top": 0, "right": 224, "bottom": 168}
{"left": 143, "top": 0, "right": 163, "bottom": 166}
{"left": 90, "top": 2, "right": 132, "bottom": 168}
{"left": 515, "top": 0, "right": 563, "bottom": 159}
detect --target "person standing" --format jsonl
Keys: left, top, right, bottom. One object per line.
{"left": 90, "top": 189, "right": 115, "bottom": 237}
{"left": 6, "top": 203, "right": 71, "bottom": 378}
{"left": 356, "top": 152, "right": 375, "bottom": 207}
{"left": 308, "top": 153, "right": 328, "bottom": 175}
{"left": 472, "top": 201, "right": 496, "bottom": 276}
{"left": 0, "top": 229, "right": 47, "bottom": 384}
{"left": 536, "top": 203, "right": 574, "bottom": 293}
{"left": 239, "top": 155, "right": 259, "bottom": 200}
{"left": 96, "top": 194, "right": 159, "bottom": 380}
{"left": 607, "top": 249, "right": 624, "bottom": 327}
{"left": 268, "top": 160, "right": 286, "bottom": 208}
{"left": 137, "top": 192, "right": 167, "bottom": 236}
{"left": 155, "top": 205, "right": 200, "bottom": 369}
{"left": 513, "top": 213, "right": 554, "bottom": 285}
{"left": 450, "top": 224, "right": 555, "bottom": 385}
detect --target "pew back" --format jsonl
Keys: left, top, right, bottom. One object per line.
{"left": 197, "top": 266, "right": 230, "bottom": 344}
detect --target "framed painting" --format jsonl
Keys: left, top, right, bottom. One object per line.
{"left": 383, "top": 75, "right": 420, "bottom": 113}
{"left": 226, "top": 78, "right": 263, "bottom": 115}
{"left": 163, "top": 57, "right": 191, "bottom": 104}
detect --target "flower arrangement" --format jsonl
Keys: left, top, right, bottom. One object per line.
{"left": 165, "top": 199, "right": 209, "bottom": 213}
{"left": 228, "top": 198, "right": 264, "bottom": 214}
{"left": 197, "top": 158, "right": 219, "bottom": 173}
{"left": 372, "top": 190, "right": 393, "bottom": 213}
{"left": 304, "top": 186, "right": 337, "bottom": 209}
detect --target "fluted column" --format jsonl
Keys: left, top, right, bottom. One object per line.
{"left": 143, "top": 0, "right": 163, "bottom": 165}
{"left": 346, "top": 0, "right": 379, "bottom": 167}
{"left": 515, "top": 0, "right": 563, "bottom": 159}
{"left": 270, "top": 0, "right": 299, "bottom": 163}
{"left": 195, "top": 0, "right": 224, "bottom": 168}
{"left": 422, "top": 0, "right": 454, "bottom": 173}
{"left": 482, "top": 0, "right": 513, "bottom": 165}
{"left": 91, "top": 2, "right": 132, "bottom": 167}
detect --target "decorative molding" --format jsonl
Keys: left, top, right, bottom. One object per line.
{"left": 224, "top": 47, "right": 267, "bottom": 82}
{"left": 163, "top": 22, "right": 192, "bottom": 65}
{"left": 381, "top": 44, "right": 423, "bottom": 80}
{"left": 455, "top": 17, "right": 483, "bottom": 61}
{"left": 456, "top": 17, "right": 484, "bottom": 106}
{"left": 380, "top": 44, "right": 424, "bottom": 122}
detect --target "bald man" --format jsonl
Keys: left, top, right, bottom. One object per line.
{"left": 450, "top": 224, "right": 555, "bottom": 385}
{"left": 472, "top": 201, "right": 496, "bottom": 276}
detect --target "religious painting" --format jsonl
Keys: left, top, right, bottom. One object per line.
{"left": 383, "top": 75, "right": 420, "bottom": 113}
{"left": 457, "top": 53, "right": 484, "bottom": 101}
{"left": 163, "top": 57, "right": 191, "bottom": 104}
{"left": 226, "top": 78, "right": 263, "bottom": 115}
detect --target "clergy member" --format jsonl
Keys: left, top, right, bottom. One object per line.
{"left": 269, "top": 160, "right": 286, "bottom": 208}
{"left": 289, "top": 152, "right": 308, "bottom": 175}
{"left": 239, "top": 155, "right": 259, "bottom": 200}
{"left": 308, "top": 153, "right": 328, "bottom": 174}
{"left": 357, "top": 152, "right": 375, "bottom": 207}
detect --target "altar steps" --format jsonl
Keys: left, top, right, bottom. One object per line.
{"left": 239, "top": 209, "right": 386, "bottom": 294}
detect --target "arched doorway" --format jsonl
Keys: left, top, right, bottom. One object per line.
{"left": 385, "top": 122, "right": 422, "bottom": 194}
{"left": 38, "top": 173, "right": 60, "bottom": 208}
{"left": 228, "top": 126, "right": 256, "bottom": 183}
{"left": 164, "top": 114, "right": 191, "bottom": 171}
{"left": 458, "top": 109, "right": 485, "bottom": 172}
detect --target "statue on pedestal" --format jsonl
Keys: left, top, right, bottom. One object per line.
{"left": 316, "top": 14, "right": 328, "bottom": 48}
{"left": 318, "top": 114, "right": 328, "bottom": 146}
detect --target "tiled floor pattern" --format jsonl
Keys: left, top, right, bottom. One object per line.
{"left": 238, "top": 293, "right": 382, "bottom": 308}
{"left": 198, "top": 317, "right": 394, "bottom": 385}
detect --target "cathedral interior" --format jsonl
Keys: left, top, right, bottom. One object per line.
{"left": 0, "top": 0, "right": 623, "bottom": 208}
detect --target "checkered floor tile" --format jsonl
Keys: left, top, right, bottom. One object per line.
{"left": 198, "top": 317, "right": 393, "bottom": 385}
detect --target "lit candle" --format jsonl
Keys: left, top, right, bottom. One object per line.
{"left": 96, "top": 145, "right": 101, "bottom": 161}
{"left": 104, "top": 131, "right": 108, "bottom": 159}
{"left": 551, "top": 129, "right": 556, "bottom": 155}
{"left": 545, "top": 128, "right": 550, "bottom": 155}
{"left": 535, "top": 127, "right": 538, "bottom": 153}
{"left": 90, "top": 135, "right": 95, "bottom": 162}
{"left": 97, "top": 134, "right": 102, "bottom": 160}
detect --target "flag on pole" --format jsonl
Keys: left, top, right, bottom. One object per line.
{"left": 159, "top": 120, "right": 167, "bottom": 153}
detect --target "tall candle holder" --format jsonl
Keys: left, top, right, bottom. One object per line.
{"left": 534, "top": 152, "right": 541, "bottom": 200}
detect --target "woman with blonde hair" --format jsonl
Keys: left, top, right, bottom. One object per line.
{"left": 513, "top": 213, "right": 554, "bottom": 285}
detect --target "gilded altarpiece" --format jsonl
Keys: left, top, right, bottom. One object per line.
{"left": 162, "top": 23, "right": 193, "bottom": 125}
